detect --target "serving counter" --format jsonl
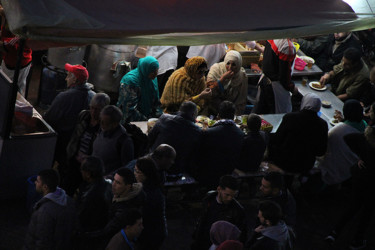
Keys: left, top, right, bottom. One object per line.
{"left": 0, "top": 72, "right": 57, "bottom": 199}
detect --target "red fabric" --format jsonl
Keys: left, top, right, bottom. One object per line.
{"left": 1, "top": 27, "right": 32, "bottom": 68}
{"left": 268, "top": 39, "right": 296, "bottom": 62}
{"left": 65, "top": 63, "right": 89, "bottom": 83}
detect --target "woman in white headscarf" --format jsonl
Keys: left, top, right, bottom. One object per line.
{"left": 206, "top": 50, "right": 248, "bottom": 115}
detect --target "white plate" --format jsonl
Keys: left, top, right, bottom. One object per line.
{"left": 309, "top": 82, "right": 327, "bottom": 91}
{"left": 329, "top": 118, "right": 339, "bottom": 126}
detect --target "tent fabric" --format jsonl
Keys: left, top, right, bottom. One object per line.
{"left": 1, "top": 0, "right": 375, "bottom": 48}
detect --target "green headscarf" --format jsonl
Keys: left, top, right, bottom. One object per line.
{"left": 121, "top": 56, "right": 159, "bottom": 117}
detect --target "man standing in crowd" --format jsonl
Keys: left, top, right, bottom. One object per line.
{"left": 249, "top": 201, "right": 293, "bottom": 250}
{"left": 87, "top": 168, "right": 145, "bottom": 247}
{"left": 253, "top": 39, "right": 297, "bottom": 114}
{"left": 148, "top": 101, "right": 201, "bottom": 174}
{"left": 192, "top": 175, "right": 247, "bottom": 250}
{"left": 24, "top": 169, "right": 77, "bottom": 249}
{"left": 106, "top": 209, "right": 144, "bottom": 250}
{"left": 92, "top": 105, "right": 134, "bottom": 175}
{"left": 320, "top": 47, "right": 370, "bottom": 101}
{"left": 44, "top": 63, "right": 95, "bottom": 167}
{"left": 259, "top": 172, "right": 296, "bottom": 228}
{"left": 194, "top": 101, "right": 244, "bottom": 189}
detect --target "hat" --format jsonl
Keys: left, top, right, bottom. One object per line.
{"left": 65, "top": 63, "right": 89, "bottom": 83}
{"left": 217, "top": 240, "right": 243, "bottom": 250}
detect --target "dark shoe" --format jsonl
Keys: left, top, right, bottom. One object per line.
{"left": 349, "top": 239, "right": 366, "bottom": 250}
{"left": 324, "top": 231, "right": 337, "bottom": 244}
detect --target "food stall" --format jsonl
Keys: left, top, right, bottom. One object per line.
{"left": 0, "top": 71, "right": 57, "bottom": 199}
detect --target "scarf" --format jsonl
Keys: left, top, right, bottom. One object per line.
{"left": 120, "top": 56, "right": 159, "bottom": 117}
{"left": 300, "top": 93, "right": 321, "bottom": 112}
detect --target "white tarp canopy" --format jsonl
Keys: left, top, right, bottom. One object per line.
{"left": 1, "top": 0, "right": 375, "bottom": 48}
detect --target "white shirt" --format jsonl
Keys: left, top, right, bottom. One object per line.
{"left": 146, "top": 46, "right": 178, "bottom": 75}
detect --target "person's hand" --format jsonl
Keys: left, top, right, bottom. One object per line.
{"left": 255, "top": 225, "right": 265, "bottom": 233}
{"left": 334, "top": 110, "right": 344, "bottom": 122}
{"left": 358, "top": 159, "right": 366, "bottom": 169}
{"left": 220, "top": 70, "right": 234, "bottom": 82}
{"left": 319, "top": 73, "right": 330, "bottom": 85}
{"left": 199, "top": 88, "right": 212, "bottom": 99}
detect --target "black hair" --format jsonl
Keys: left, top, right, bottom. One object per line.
{"left": 179, "top": 101, "right": 197, "bottom": 121}
{"left": 343, "top": 47, "right": 362, "bottom": 64}
{"left": 136, "top": 156, "right": 160, "bottom": 186}
{"left": 218, "top": 101, "right": 235, "bottom": 120}
{"left": 90, "top": 92, "right": 110, "bottom": 108}
{"left": 259, "top": 200, "right": 283, "bottom": 226}
{"left": 153, "top": 144, "right": 176, "bottom": 159}
{"left": 123, "top": 209, "right": 143, "bottom": 227}
{"left": 81, "top": 156, "right": 104, "bottom": 180}
{"left": 38, "top": 169, "right": 59, "bottom": 192}
{"left": 263, "top": 171, "right": 284, "bottom": 190}
{"left": 219, "top": 175, "right": 239, "bottom": 191}
{"left": 115, "top": 167, "right": 136, "bottom": 185}
{"left": 247, "top": 114, "right": 262, "bottom": 132}
{"left": 101, "top": 105, "right": 123, "bottom": 124}
{"left": 343, "top": 99, "right": 363, "bottom": 122}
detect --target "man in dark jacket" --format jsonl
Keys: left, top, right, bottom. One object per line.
{"left": 191, "top": 175, "right": 247, "bottom": 250}
{"left": 24, "top": 169, "right": 78, "bottom": 250}
{"left": 148, "top": 101, "right": 201, "bottom": 174}
{"left": 316, "top": 32, "right": 362, "bottom": 72}
{"left": 87, "top": 168, "right": 145, "bottom": 247}
{"left": 92, "top": 105, "right": 134, "bottom": 175}
{"left": 249, "top": 201, "right": 293, "bottom": 250}
{"left": 44, "top": 64, "right": 95, "bottom": 163}
{"left": 195, "top": 101, "right": 244, "bottom": 189}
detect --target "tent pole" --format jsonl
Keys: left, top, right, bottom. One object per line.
{"left": 4, "top": 38, "right": 25, "bottom": 138}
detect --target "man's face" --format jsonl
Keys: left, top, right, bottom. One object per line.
{"left": 217, "top": 186, "right": 237, "bottom": 204}
{"left": 260, "top": 178, "right": 274, "bottom": 196}
{"left": 90, "top": 104, "right": 103, "bottom": 122}
{"left": 100, "top": 114, "right": 115, "bottom": 132}
{"left": 65, "top": 72, "right": 77, "bottom": 87}
{"left": 35, "top": 176, "right": 44, "bottom": 194}
{"left": 112, "top": 173, "right": 130, "bottom": 197}
{"left": 134, "top": 166, "right": 146, "bottom": 183}
{"left": 128, "top": 218, "right": 144, "bottom": 239}
{"left": 342, "top": 57, "right": 355, "bottom": 72}
{"left": 158, "top": 154, "right": 176, "bottom": 170}
{"left": 334, "top": 32, "right": 349, "bottom": 41}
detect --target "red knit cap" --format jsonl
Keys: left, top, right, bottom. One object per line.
{"left": 65, "top": 63, "right": 89, "bottom": 83}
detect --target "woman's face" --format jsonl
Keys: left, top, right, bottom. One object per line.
{"left": 193, "top": 67, "right": 207, "bottom": 80}
{"left": 225, "top": 60, "right": 238, "bottom": 73}
{"left": 134, "top": 166, "right": 146, "bottom": 183}
{"left": 148, "top": 69, "right": 158, "bottom": 79}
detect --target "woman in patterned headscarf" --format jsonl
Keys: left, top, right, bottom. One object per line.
{"left": 117, "top": 56, "right": 161, "bottom": 122}
{"left": 160, "top": 56, "right": 212, "bottom": 113}
{"left": 206, "top": 50, "right": 248, "bottom": 115}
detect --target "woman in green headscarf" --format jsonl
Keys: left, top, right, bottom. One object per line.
{"left": 117, "top": 56, "right": 161, "bottom": 122}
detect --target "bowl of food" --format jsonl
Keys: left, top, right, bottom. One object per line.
{"left": 322, "top": 100, "right": 331, "bottom": 108}
{"left": 330, "top": 118, "right": 340, "bottom": 126}
{"left": 309, "top": 81, "right": 327, "bottom": 91}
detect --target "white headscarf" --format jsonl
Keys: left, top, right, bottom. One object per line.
{"left": 224, "top": 50, "right": 242, "bottom": 74}
{"left": 300, "top": 93, "right": 321, "bottom": 112}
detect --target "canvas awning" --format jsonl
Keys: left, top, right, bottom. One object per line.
{"left": 1, "top": 0, "right": 375, "bottom": 49}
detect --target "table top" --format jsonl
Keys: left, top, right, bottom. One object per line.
{"left": 245, "top": 50, "right": 323, "bottom": 78}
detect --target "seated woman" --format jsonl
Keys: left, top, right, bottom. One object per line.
{"left": 206, "top": 50, "right": 248, "bottom": 116}
{"left": 160, "top": 56, "right": 212, "bottom": 113}
{"left": 117, "top": 56, "right": 161, "bottom": 122}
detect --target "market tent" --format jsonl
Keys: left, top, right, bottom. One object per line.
{"left": 1, "top": 0, "right": 375, "bottom": 48}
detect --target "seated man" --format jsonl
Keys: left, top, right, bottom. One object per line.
{"left": 320, "top": 47, "right": 370, "bottom": 101}
{"left": 318, "top": 100, "right": 367, "bottom": 186}
{"left": 292, "top": 35, "right": 330, "bottom": 58}
{"left": 237, "top": 114, "right": 267, "bottom": 173}
{"left": 191, "top": 175, "right": 247, "bottom": 250}
{"left": 195, "top": 101, "right": 244, "bottom": 189}
{"left": 259, "top": 172, "right": 296, "bottom": 228}
{"left": 148, "top": 101, "right": 201, "bottom": 174}
{"left": 92, "top": 105, "right": 134, "bottom": 175}
{"left": 316, "top": 32, "right": 362, "bottom": 72}
{"left": 249, "top": 201, "right": 293, "bottom": 250}
{"left": 24, "top": 169, "right": 77, "bottom": 249}
{"left": 125, "top": 144, "right": 176, "bottom": 184}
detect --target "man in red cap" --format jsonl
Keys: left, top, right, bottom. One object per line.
{"left": 44, "top": 63, "right": 95, "bottom": 169}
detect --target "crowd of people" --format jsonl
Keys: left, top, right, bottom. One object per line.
{"left": 3, "top": 27, "right": 374, "bottom": 249}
